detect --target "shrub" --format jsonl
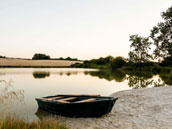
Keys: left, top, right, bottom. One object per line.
{"left": 32, "top": 53, "right": 50, "bottom": 60}
{"left": 71, "top": 63, "right": 83, "bottom": 68}
{"left": 111, "top": 57, "right": 126, "bottom": 69}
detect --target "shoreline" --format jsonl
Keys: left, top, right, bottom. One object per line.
{"left": 65, "top": 86, "right": 172, "bottom": 129}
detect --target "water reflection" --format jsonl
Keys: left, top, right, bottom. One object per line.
{"left": 31, "top": 69, "right": 172, "bottom": 88}
{"left": 159, "top": 75, "right": 172, "bottom": 86}
{"left": 85, "top": 70, "right": 126, "bottom": 82}
{"left": 127, "top": 76, "right": 154, "bottom": 89}
{"left": 35, "top": 108, "right": 54, "bottom": 120}
{"left": 126, "top": 71, "right": 168, "bottom": 88}
{"left": 33, "top": 72, "right": 50, "bottom": 79}
{"left": 32, "top": 70, "right": 88, "bottom": 78}
{"left": 85, "top": 70, "right": 171, "bottom": 88}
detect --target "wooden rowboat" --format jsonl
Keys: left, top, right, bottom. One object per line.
{"left": 36, "top": 94, "right": 118, "bottom": 117}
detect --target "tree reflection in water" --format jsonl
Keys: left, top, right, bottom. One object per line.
{"left": 85, "top": 70, "right": 126, "bottom": 82}
{"left": 126, "top": 71, "right": 153, "bottom": 89}
{"left": 85, "top": 70, "right": 170, "bottom": 88}
{"left": 33, "top": 72, "right": 50, "bottom": 79}
{"left": 127, "top": 76, "right": 154, "bottom": 89}
{"left": 158, "top": 75, "right": 172, "bottom": 86}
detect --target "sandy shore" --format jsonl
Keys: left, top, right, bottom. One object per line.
{"left": 65, "top": 87, "right": 172, "bottom": 129}
{"left": 0, "top": 58, "right": 81, "bottom": 67}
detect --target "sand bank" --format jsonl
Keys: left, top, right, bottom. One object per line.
{"left": 0, "top": 58, "right": 81, "bottom": 67}
{"left": 65, "top": 87, "right": 172, "bottom": 129}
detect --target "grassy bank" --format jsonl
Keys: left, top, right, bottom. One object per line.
{"left": 0, "top": 116, "right": 67, "bottom": 129}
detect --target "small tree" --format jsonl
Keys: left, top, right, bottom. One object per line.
{"left": 32, "top": 53, "right": 50, "bottom": 60}
{"left": 150, "top": 6, "right": 172, "bottom": 62}
{"left": 128, "top": 34, "right": 152, "bottom": 62}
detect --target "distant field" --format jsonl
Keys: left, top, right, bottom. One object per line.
{"left": 0, "top": 58, "right": 82, "bottom": 67}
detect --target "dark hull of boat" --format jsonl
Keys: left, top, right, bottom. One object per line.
{"left": 36, "top": 95, "right": 118, "bottom": 118}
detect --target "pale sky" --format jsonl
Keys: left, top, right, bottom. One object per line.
{"left": 1, "top": 0, "right": 172, "bottom": 60}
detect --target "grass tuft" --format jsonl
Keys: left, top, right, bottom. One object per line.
{"left": 0, "top": 116, "right": 67, "bottom": 129}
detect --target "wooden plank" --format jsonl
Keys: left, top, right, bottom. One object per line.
{"left": 66, "top": 94, "right": 100, "bottom": 97}
{"left": 43, "top": 96, "right": 63, "bottom": 101}
{"left": 57, "top": 97, "right": 77, "bottom": 101}
{"left": 56, "top": 100, "right": 70, "bottom": 104}
{"left": 75, "top": 98, "right": 96, "bottom": 103}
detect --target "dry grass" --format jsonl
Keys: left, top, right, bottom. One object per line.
{"left": 0, "top": 81, "right": 68, "bottom": 129}
{"left": 0, "top": 58, "right": 81, "bottom": 67}
{"left": 0, "top": 116, "right": 67, "bottom": 129}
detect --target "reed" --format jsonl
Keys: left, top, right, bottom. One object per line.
{"left": 0, "top": 115, "right": 67, "bottom": 129}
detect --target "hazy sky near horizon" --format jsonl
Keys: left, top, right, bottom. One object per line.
{"left": 1, "top": 0, "right": 172, "bottom": 60}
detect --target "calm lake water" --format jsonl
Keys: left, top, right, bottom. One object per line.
{"left": 0, "top": 68, "right": 169, "bottom": 120}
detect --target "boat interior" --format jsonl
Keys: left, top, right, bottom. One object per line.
{"left": 40, "top": 95, "right": 100, "bottom": 104}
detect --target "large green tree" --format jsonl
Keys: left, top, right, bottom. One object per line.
{"left": 150, "top": 6, "right": 172, "bottom": 61}
{"left": 128, "top": 34, "right": 152, "bottom": 62}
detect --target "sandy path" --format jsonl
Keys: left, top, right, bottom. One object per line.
{"left": 65, "top": 87, "right": 172, "bottom": 129}
{"left": 0, "top": 58, "right": 81, "bottom": 67}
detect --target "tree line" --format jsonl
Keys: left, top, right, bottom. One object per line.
{"left": 0, "top": 56, "right": 6, "bottom": 58}
{"left": 32, "top": 53, "right": 79, "bottom": 61}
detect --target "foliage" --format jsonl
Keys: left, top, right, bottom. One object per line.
{"left": 53, "top": 57, "right": 78, "bottom": 61}
{"left": 128, "top": 34, "right": 152, "bottom": 62}
{"left": 32, "top": 53, "right": 50, "bottom": 60}
{"left": 111, "top": 57, "right": 126, "bottom": 69}
{"left": 72, "top": 56, "right": 114, "bottom": 69}
{"left": 89, "top": 56, "right": 114, "bottom": 65}
{"left": 150, "top": 6, "right": 172, "bottom": 61}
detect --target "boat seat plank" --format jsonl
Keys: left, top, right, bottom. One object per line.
{"left": 43, "top": 96, "right": 63, "bottom": 101}
{"left": 75, "top": 98, "right": 96, "bottom": 103}
{"left": 56, "top": 100, "right": 70, "bottom": 104}
{"left": 57, "top": 97, "right": 77, "bottom": 101}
